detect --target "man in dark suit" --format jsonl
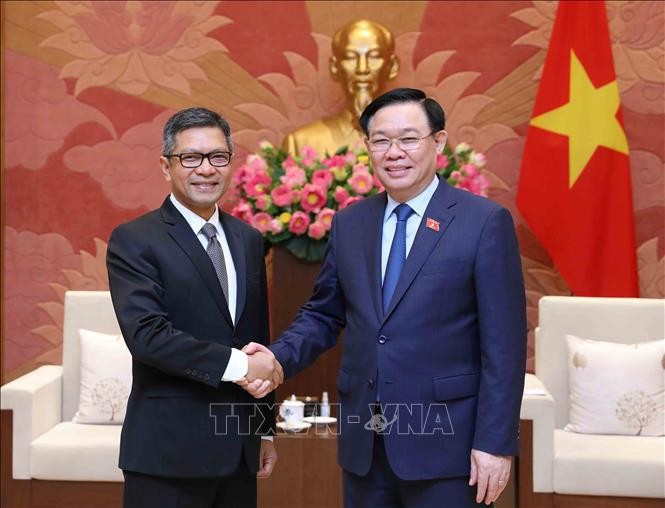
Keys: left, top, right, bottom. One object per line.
{"left": 242, "top": 88, "right": 526, "bottom": 507}
{"left": 107, "top": 107, "right": 282, "bottom": 508}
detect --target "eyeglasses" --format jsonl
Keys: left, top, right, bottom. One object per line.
{"left": 166, "top": 151, "right": 232, "bottom": 168}
{"left": 367, "top": 132, "right": 435, "bottom": 153}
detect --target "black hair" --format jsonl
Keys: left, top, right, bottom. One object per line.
{"left": 359, "top": 88, "right": 446, "bottom": 136}
{"left": 162, "top": 107, "right": 233, "bottom": 155}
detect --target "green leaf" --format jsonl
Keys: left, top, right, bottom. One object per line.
{"left": 283, "top": 236, "right": 329, "bottom": 262}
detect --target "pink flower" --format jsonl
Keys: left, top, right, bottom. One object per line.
{"left": 242, "top": 170, "right": 272, "bottom": 197}
{"left": 233, "top": 163, "right": 253, "bottom": 185}
{"left": 352, "top": 162, "right": 369, "bottom": 173}
{"left": 450, "top": 170, "right": 462, "bottom": 181}
{"left": 312, "top": 169, "right": 333, "bottom": 190}
{"left": 271, "top": 184, "right": 293, "bottom": 207}
{"left": 300, "top": 184, "right": 327, "bottom": 213}
{"left": 231, "top": 201, "right": 254, "bottom": 223}
{"left": 301, "top": 146, "right": 319, "bottom": 167}
{"left": 288, "top": 211, "right": 311, "bottom": 235}
{"left": 316, "top": 208, "right": 336, "bottom": 231}
{"left": 333, "top": 186, "right": 350, "bottom": 205}
{"left": 291, "top": 189, "right": 302, "bottom": 203}
{"left": 243, "top": 181, "right": 266, "bottom": 198}
{"left": 308, "top": 221, "right": 326, "bottom": 240}
{"left": 252, "top": 212, "right": 272, "bottom": 234}
{"left": 348, "top": 170, "right": 373, "bottom": 195}
{"left": 468, "top": 174, "right": 489, "bottom": 196}
{"left": 471, "top": 152, "right": 486, "bottom": 168}
{"left": 247, "top": 154, "right": 268, "bottom": 173}
{"left": 436, "top": 153, "right": 449, "bottom": 169}
{"left": 462, "top": 164, "right": 478, "bottom": 178}
{"left": 269, "top": 219, "right": 284, "bottom": 234}
{"left": 372, "top": 173, "right": 384, "bottom": 193}
{"left": 282, "top": 155, "right": 298, "bottom": 169}
{"left": 339, "top": 196, "right": 363, "bottom": 210}
{"left": 280, "top": 165, "right": 306, "bottom": 187}
{"left": 323, "top": 155, "right": 346, "bottom": 168}
{"left": 255, "top": 194, "right": 272, "bottom": 211}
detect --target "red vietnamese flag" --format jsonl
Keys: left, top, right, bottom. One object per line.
{"left": 517, "top": 0, "right": 638, "bottom": 296}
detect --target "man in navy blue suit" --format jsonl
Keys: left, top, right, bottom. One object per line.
{"left": 242, "top": 88, "right": 526, "bottom": 507}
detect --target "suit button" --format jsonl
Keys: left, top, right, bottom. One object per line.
{"left": 368, "top": 379, "right": 375, "bottom": 387}
{"left": 185, "top": 368, "right": 192, "bottom": 375}
{"left": 192, "top": 369, "right": 198, "bottom": 376}
{"left": 204, "top": 373, "right": 210, "bottom": 380}
{"left": 377, "top": 335, "right": 387, "bottom": 344}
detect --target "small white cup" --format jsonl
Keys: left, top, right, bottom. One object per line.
{"left": 279, "top": 396, "right": 305, "bottom": 427}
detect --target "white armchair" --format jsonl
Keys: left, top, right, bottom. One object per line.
{"left": 519, "top": 296, "right": 665, "bottom": 507}
{"left": 1, "top": 291, "right": 125, "bottom": 507}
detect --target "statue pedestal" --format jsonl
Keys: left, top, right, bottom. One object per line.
{"left": 269, "top": 246, "right": 343, "bottom": 404}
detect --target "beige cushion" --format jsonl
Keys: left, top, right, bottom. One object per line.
{"left": 72, "top": 329, "right": 132, "bottom": 424}
{"left": 62, "top": 292, "right": 122, "bottom": 422}
{"left": 565, "top": 334, "right": 664, "bottom": 436}
{"left": 553, "top": 429, "right": 665, "bottom": 498}
{"left": 535, "top": 297, "right": 665, "bottom": 429}
{"left": 30, "top": 422, "right": 123, "bottom": 481}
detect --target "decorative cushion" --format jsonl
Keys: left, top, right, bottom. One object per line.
{"left": 72, "top": 329, "right": 132, "bottom": 424}
{"left": 565, "top": 334, "right": 664, "bottom": 436}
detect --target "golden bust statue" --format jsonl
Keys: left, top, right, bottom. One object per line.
{"left": 282, "top": 19, "right": 399, "bottom": 156}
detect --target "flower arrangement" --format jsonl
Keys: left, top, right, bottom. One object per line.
{"left": 230, "top": 142, "right": 489, "bottom": 261}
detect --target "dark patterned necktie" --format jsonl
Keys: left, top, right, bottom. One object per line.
{"left": 201, "top": 223, "right": 229, "bottom": 304}
{"left": 382, "top": 203, "right": 414, "bottom": 312}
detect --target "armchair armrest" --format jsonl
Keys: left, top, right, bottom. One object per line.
{"left": 520, "top": 373, "right": 555, "bottom": 492}
{"left": 1, "top": 365, "right": 63, "bottom": 479}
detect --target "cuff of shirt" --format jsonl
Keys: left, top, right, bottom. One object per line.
{"left": 261, "top": 436, "right": 274, "bottom": 441}
{"left": 221, "top": 348, "right": 248, "bottom": 382}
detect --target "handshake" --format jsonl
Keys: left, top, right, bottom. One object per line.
{"left": 235, "top": 342, "right": 284, "bottom": 398}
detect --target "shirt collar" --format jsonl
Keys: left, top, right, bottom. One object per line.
{"left": 169, "top": 194, "right": 222, "bottom": 236}
{"left": 383, "top": 175, "right": 439, "bottom": 223}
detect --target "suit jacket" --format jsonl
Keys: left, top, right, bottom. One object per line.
{"left": 271, "top": 178, "right": 526, "bottom": 480}
{"left": 107, "top": 197, "right": 274, "bottom": 478}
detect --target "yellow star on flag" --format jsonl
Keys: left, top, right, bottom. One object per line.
{"left": 530, "top": 50, "right": 628, "bottom": 188}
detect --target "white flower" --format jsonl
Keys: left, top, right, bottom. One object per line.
{"left": 454, "top": 142, "right": 470, "bottom": 155}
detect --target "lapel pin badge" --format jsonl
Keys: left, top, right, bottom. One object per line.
{"left": 426, "top": 217, "right": 440, "bottom": 232}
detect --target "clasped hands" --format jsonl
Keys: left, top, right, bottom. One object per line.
{"left": 235, "top": 342, "right": 283, "bottom": 398}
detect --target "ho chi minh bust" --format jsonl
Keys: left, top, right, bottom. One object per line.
{"left": 282, "top": 19, "right": 399, "bottom": 157}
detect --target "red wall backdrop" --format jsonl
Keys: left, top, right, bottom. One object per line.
{"left": 2, "top": 1, "right": 663, "bottom": 382}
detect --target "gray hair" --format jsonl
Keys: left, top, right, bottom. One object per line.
{"left": 162, "top": 107, "right": 233, "bottom": 155}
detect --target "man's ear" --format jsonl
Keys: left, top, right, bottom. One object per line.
{"left": 159, "top": 156, "right": 172, "bottom": 182}
{"left": 388, "top": 55, "right": 399, "bottom": 81}
{"left": 435, "top": 130, "right": 448, "bottom": 152}
{"left": 329, "top": 55, "right": 340, "bottom": 81}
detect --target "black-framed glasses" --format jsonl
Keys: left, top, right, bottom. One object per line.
{"left": 166, "top": 151, "right": 232, "bottom": 168}
{"left": 367, "top": 132, "right": 436, "bottom": 153}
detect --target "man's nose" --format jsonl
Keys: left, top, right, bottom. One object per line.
{"left": 356, "top": 55, "right": 370, "bottom": 75}
{"left": 196, "top": 158, "right": 216, "bottom": 175}
{"left": 385, "top": 140, "right": 405, "bottom": 158}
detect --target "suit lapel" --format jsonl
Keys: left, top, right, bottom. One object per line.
{"left": 161, "top": 198, "right": 234, "bottom": 326}
{"left": 381, "top": 180, "right": 457, "bottom": 324}
{"left": 220, "top": 213, "right": 247, "bottom": 324}
{"left": 361, "top": 194, "right": 387, "bottom": 323}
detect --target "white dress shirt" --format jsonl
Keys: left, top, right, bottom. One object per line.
{"left": 169, "top": 194, "right": 247, "bottom": 382}
{"left": 381, "top": 175, "right": 439, "bottom": 281}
